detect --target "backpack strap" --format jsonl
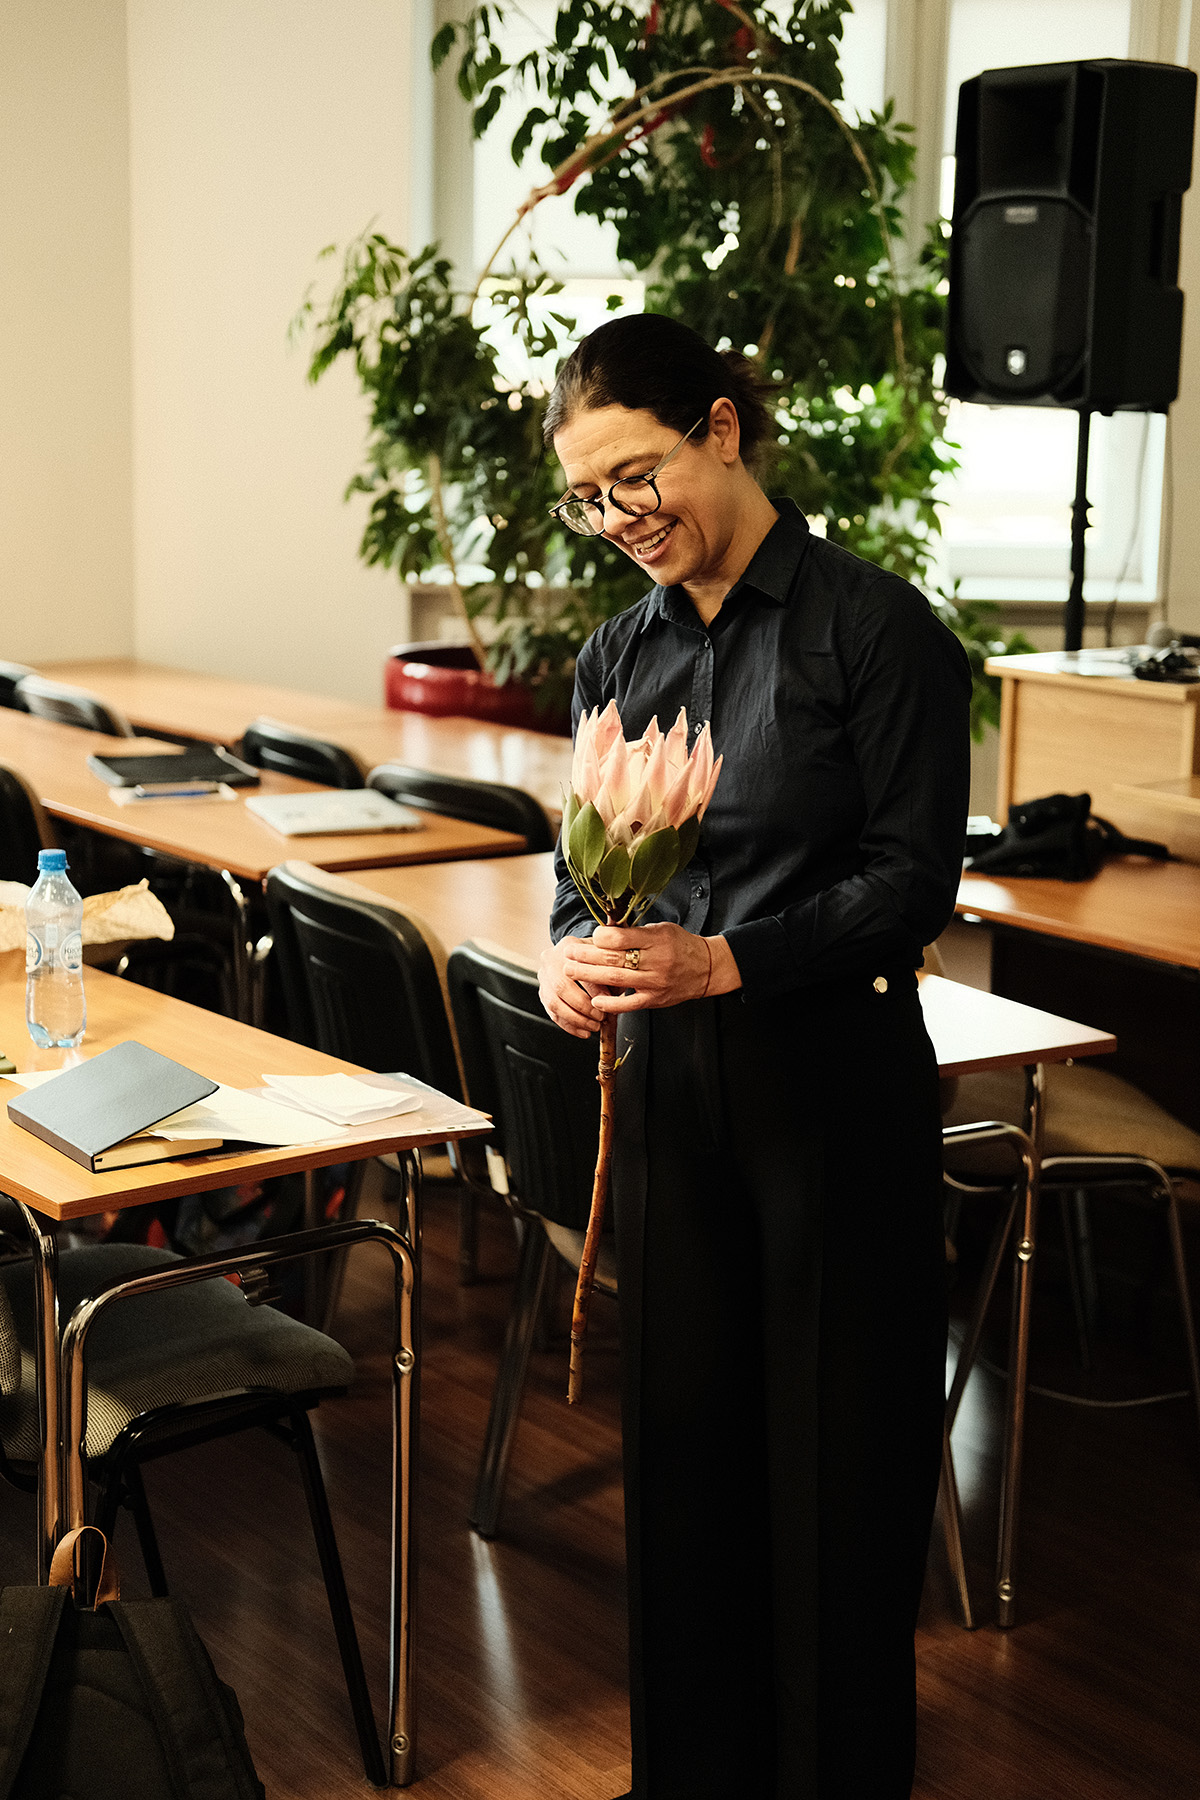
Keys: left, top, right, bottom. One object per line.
{"left": 0, "top": 1585, "right": 67, "bottom": 1800}
{"left": 108, "top": 1601, "right": 264, "bottom": 1800}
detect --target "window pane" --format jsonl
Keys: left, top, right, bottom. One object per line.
{"left": 942, "top": 0, "right": 1131, "bottom": 152}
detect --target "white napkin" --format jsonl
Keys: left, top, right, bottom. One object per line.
{"left": 262, "top": 1072, "right": 423, "bottom": 1127}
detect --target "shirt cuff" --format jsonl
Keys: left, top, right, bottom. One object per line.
{"left": 722, "top": 916, "right": 795, "bottom": 1000}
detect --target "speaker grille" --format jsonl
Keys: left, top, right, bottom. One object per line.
{"left": 957, "top": 198, "right": 1092, "bottom": 398}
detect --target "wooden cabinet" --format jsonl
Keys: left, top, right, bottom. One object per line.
{"left": 988, "top": 652, "right": 1200, "bottom": 861}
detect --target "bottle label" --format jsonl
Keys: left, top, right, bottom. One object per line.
{"left": 60, "top": 931, "right": 83, "bottom": 973}
{"left": 25, "top": 932, "right": 42, "bottom": 973}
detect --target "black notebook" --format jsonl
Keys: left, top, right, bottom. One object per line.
{"left": 86, "top": 746, "right": 260, "bottom": 789}
{"left": 6, "top": 1042, "right": 221, "bottom": 1172}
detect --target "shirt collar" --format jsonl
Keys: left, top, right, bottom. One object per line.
{"left": 642, "top": 498, "right": 811, "bottom": 629}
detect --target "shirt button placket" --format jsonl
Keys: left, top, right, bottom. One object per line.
{"left": 688, "top": 637, "right": 714, "bottom": 933}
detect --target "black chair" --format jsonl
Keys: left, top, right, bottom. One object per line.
{"left": 264, "top": 861, "right": 486, "bottom": 1290}
{"left": 0, "top": 761, "right": 55, "bottom": 883}
{"left": 367, "top": 763, "right": 555, "bottom": 851}
{"left": 0, "top": 1237, "right": 386, "bottom": 1782}
{"left": 14, "top": 675, "right": 134, "bottom": 737}
{"left": 240, "top": 718, "right": 364, "bottom": 788}
{"left": 447, "top": 940, "right": 613, "bottom": 1539}
{"left": 0, "top": 662, "right": 36, "bottom": 711}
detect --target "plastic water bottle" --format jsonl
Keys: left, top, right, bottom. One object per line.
{"left": 26, "top": 850, "right": 86, "bottom": 1049}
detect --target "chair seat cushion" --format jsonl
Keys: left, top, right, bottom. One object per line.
{"left": 0, "top": 1243, "right": 354, "bottom": 1462}
{"left": 943, "top": 1062, "right": 1200, "bottom": 1180}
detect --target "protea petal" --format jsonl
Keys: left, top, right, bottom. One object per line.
{"left": 661, "top": 760, "right": 697, "bottom": 829}
{"left": 697, "top": 753, "right": 723, "bottom": 820}
{"left": 593, "top": 698, "right": 624, "bottom": 764}
{"left": 641, "top": 733, "right": 670, "bottom": 812}
{"left": 570, "top": 706, "right": 596, "bottom": 797}
{"left": 599, "top": 735, "right": 632, "bottom": 814}
{"left": 664, "top": 706, "right": 690, "bottom": 770}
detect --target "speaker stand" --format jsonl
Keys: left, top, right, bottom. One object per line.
{"left": 1064, "top": 409, "right": 1092, "bottom": 652}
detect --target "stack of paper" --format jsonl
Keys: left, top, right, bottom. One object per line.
{"left": 262, "top": 1073, "right": 423, "bottom": 1127}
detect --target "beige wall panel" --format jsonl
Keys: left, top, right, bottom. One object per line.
{"left": 128, "top": 0, "right": 418, "bottom": 705}
{"left": 0, "top": 0, "right": 133, "bottom": 662}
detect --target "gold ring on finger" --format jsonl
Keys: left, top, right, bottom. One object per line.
{"left": 623, "top": 948, "right": 641, "bottom": 971}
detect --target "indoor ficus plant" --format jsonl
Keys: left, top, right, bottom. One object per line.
{"left": 297, "top": 0, "right": 1027, "bottom": 729}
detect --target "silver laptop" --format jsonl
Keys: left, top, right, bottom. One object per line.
{"left": 244, "top": 790, "right": 424, "bottom": 837}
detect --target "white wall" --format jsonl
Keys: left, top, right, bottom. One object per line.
{"left": 127, "top": 0, "right": 421, "bottom": 703}
{"left": 1165, "top": 0, "right": 1200, "bottom": 630}
{"left": 0, "top": 0, "right": 134, "bottom": 663}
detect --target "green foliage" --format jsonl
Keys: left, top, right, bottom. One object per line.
{"left": 930, "top": 590, "right": 1036, "bottom": 742}
{"left": 298, "top": 2, "right": 1029, "bottom": 729}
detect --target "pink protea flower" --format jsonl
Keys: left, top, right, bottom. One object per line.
{"left": 564, "top": 699, "right": 722, "bottom": 922}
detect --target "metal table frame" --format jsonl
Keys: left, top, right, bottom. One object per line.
{"left": 940, "top": 1062, "right": 1045, "bottom": 1630}
{"left": 12, "top": 1149, "right": 424, "bottom": 1788}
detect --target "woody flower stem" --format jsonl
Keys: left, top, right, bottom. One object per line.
{"left": 562, "top": 701, "right": 722, "bottom": 1401}
{"left": 568, "top": 953, "right": 620, "bottom": 1406}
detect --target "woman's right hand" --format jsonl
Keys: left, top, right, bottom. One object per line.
{"left": 539, "top": 935, "right": 610, "bottom": 1039}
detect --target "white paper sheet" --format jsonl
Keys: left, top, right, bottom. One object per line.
{"left": 261, "top": 1072, "right": 423, "bottom": 1126}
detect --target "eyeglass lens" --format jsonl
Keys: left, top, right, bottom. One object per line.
{"left": 559, "top": 477, "right": 659, "bottom": 536}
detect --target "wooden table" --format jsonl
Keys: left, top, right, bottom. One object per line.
{"left": 958, "top": 858, "right": 1200, "bottom": 1134}
{"left": 958, "top": 859, "right": 1200, "bottom": 973}
{"left": 0, "top": 707, "right": 524, "bottom": 1022}
{"left": 38, "top": 658, "right": 575, "bottom": 821}
{"left": 0, "top": 949, "right": 491, "bottom": 1785}
{"left": 0, "top": 708, "right": 523, "bottom": 884}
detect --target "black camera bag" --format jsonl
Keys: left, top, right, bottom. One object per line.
{"left": 965, "top": 791, "right": 1170, "bottom": 882}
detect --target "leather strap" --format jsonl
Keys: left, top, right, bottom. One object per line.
{"left": 48, "top": 1526, "right": 120, "bottom": 1608}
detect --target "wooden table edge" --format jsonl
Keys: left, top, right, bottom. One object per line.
{"left": 0, "top": 1101, "right": 492, "bottom": 1222}
{"left": 954, "top": 893, "right": 1198, "bottom": 973}
{"left": 937, "top": 1035, "right": 1116, "bottom": 1079}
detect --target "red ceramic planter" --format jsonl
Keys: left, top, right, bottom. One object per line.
{"left": 384, "top": 645, "right": 570, "bottom": 735}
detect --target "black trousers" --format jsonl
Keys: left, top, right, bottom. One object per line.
{"left": 610, "top": 968, "right": 948, "bottom": 1800}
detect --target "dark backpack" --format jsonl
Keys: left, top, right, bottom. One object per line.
{"left": 0, "top": 1528, "right": 265, "bottom": 1800}
{"left": 965, "top": 791, "right": 1171, "bottom": 882}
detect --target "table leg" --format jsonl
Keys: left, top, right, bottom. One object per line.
{"left": 389, "top": 1148, "right": 422, "bottom": 1786}
{"left": 218, "top": 868, "right": 254, "bottom": 1024}
{"left": 15, "top": 1202, "right": 62, "bottom": 1582}
{"left": 996, "top": 1062, "right": 1045, "bottom": 1628}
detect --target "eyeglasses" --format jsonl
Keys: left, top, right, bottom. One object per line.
{"left": 549, "top": 418, "right": 705, "bottom": 537}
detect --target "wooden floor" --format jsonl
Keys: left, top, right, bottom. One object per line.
{"left": 3, "top": 1180, "right": 1198, "bottom": 1798}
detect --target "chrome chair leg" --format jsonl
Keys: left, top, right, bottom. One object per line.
{"left": 470, "top": 1220, "right": 553, "bottom": 1540}
{"left": 1058, "top": 1190, "right": 1092, "bottom": 1370}
{"left": 939, "top": 1425, "right": 974, "bottom": 1630}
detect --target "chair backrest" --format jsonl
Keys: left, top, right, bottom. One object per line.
{"left": 0, "top": 762, "right": 56, "bottom": 883}
{"left": 15, "top": 676, "right": 134, "bottom": 738}
{"left": 367, "top": 763, "right": 554, "bottom": 851}
{"left": 447, "top": 942, "right": 600, "bottom": 1230}
{"left": 241, "top": 718, "right": 364, "bottom": 788}
{"left": 264, "top": 861, "right": 462, "bottom": 1097}
{"left": 0, "top": 663, "right": 36, "bottom": 712}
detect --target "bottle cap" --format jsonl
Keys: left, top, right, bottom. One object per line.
{"left": 36, "top": 850, "right": 68, "bottom": 873}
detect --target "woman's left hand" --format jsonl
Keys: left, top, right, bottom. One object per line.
{"left": 560, "top": 922, "right": 742, "bottom": 1013}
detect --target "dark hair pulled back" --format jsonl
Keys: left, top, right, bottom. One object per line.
{"left": 543, "top": 313, "right": 777, "bottom": 474}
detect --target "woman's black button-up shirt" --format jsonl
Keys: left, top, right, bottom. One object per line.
{"left": 550, "top": 499, "right": 973, "bottom": 999}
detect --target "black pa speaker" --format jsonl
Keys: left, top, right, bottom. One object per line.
{"left": 947, "top": 60, "right": 1196, "bottom": 411}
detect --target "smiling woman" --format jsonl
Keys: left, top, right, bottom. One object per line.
{"left": 537, "top": 313, "right": 973, "bottom": 1800}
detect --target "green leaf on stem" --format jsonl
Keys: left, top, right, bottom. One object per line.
{"left": 630, "top": 826, "right": 680, "bottom": 899}
{"left": 568, "top": 801, "right": 607, "bottom": 879}
{"left": 675, "top": 815, "right": 701, "bottom": 871}
{"left": 561, "top": 787, "right": 580, "bottom": 847}
{"left": 597, "top": 843, "right": 631, "bottom": 903}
